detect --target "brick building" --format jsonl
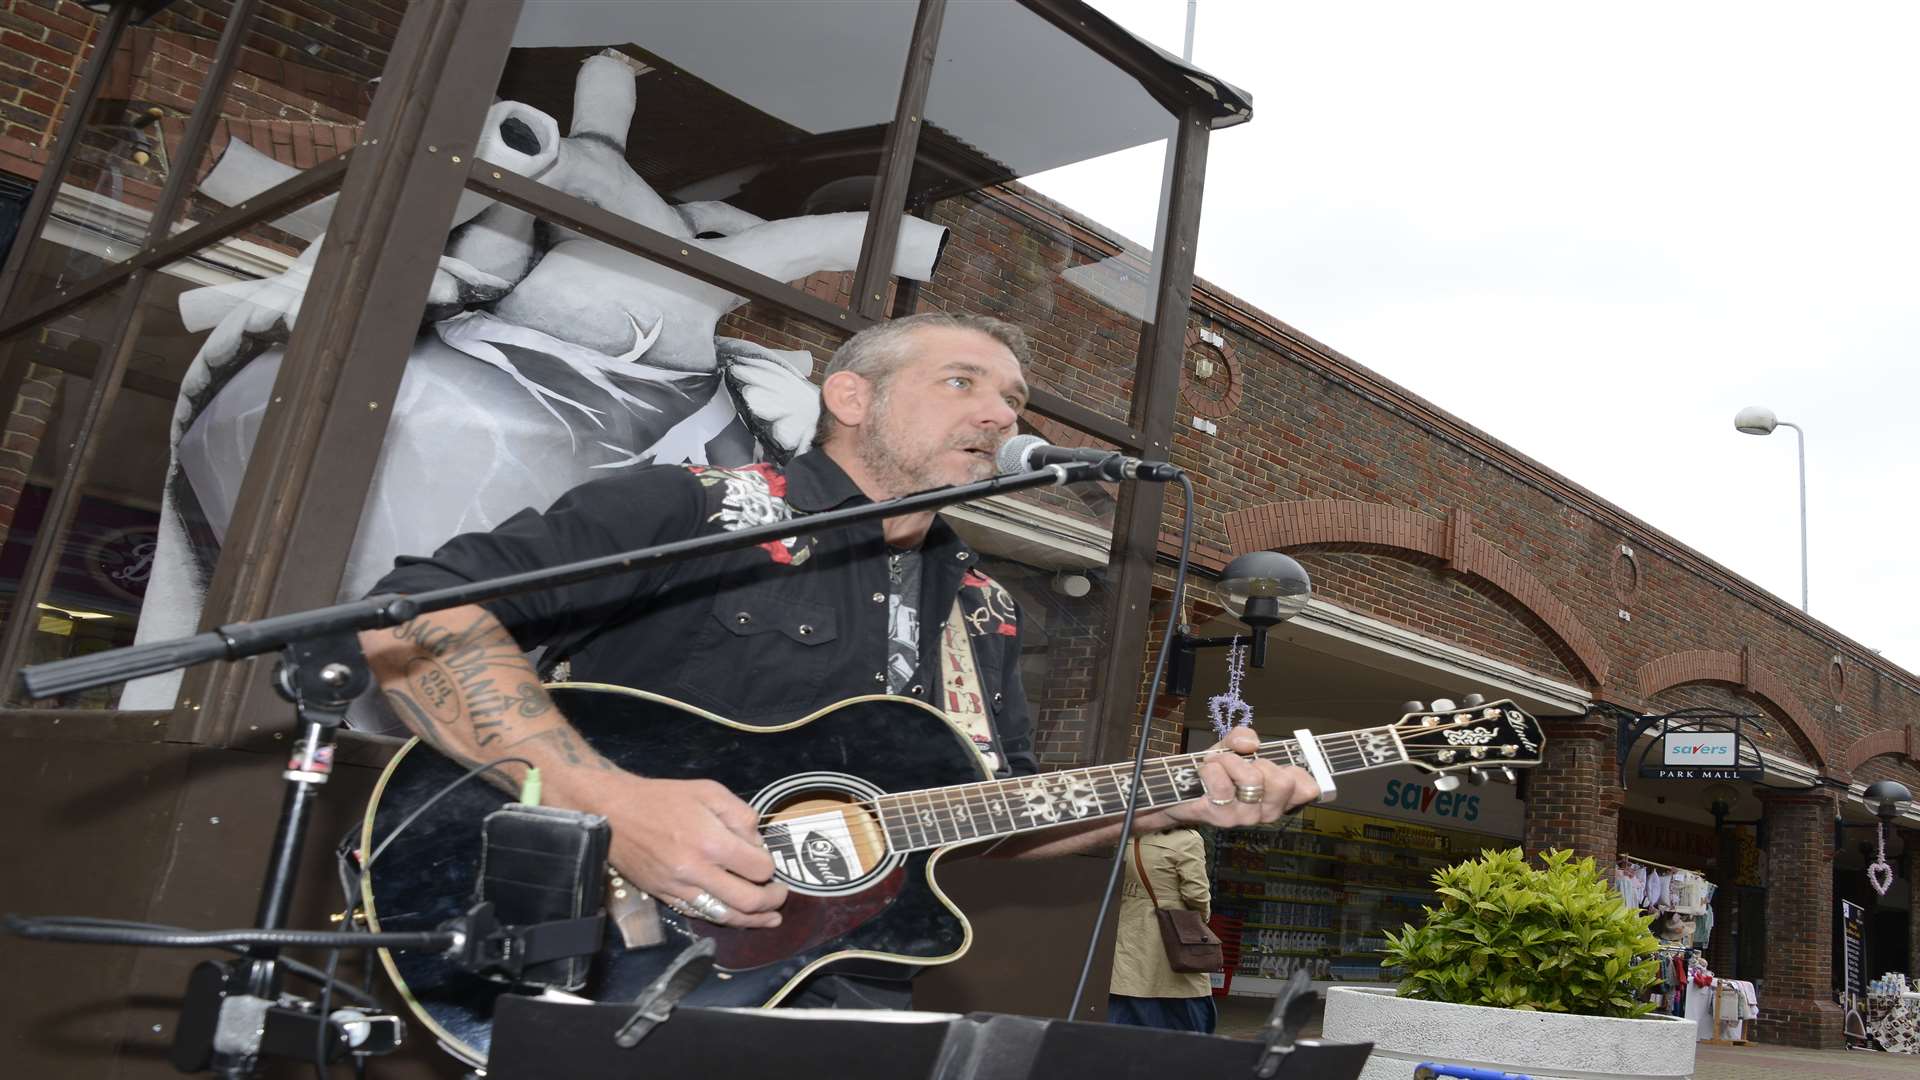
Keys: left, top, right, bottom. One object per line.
{"left": 0, "top": 0, "right": 1913, "bottom": 1069}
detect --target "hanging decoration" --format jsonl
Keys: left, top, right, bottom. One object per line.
{"left": 1866, "top": 820, "right": 1895, "bottom": 896}
{"left": 1207, "top": 637, "right": 1254, "bottom": 739}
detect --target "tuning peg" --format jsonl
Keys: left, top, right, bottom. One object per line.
{"left": 1432, "top": 774, "right": 1462, "bottom": 792}
{"left": 1460, "top": 693, "right": 1485, "bottom": 708}
{"left": 1499, "top": 767, "right": 1518, "bottom": 784}
{"left": 1400, "top": 700, "right": 1426, "bottom": 715}
{"left": 1430, "top": 698, "right": 1456, "bottom": 712}
{"left": 1467, "top": 767, "right": 1489, "bottom": 786}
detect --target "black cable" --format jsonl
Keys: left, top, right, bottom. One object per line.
{"left": 0, "top": 916, "right": 381, "bottom": 1007}
{"left": 1066, "top": 470, "right": 1198, "bottom": 1020}
{"left": 3, "top": 916, "right": 451, "bottom": 951}
{"left": 362, "top": 755, "right": 535, "bottom": 870}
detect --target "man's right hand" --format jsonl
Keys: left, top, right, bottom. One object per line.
{"left": 361, "top": 604, "right": 789, "bottom": 930}
{"left": 559, "top": 771, "right": 790, "bottom": 929}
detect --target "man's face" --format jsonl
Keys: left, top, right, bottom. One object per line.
{"left": 855, "top": 327, "right": 1029, "bottom": 496}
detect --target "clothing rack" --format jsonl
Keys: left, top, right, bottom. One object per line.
{"left": 1706, "top": 979, "right": 1756, "bottom": 1046}
{"left": 1617, "top": 851, "right": 1701, "bottom": 875}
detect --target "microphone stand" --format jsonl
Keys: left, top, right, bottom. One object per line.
{"left": 12, "top": 462, "right": 1092, "bottom": 1076}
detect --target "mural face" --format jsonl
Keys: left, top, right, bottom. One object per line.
{"left": 122, "top": 54, "right": 948, "bottom": 710}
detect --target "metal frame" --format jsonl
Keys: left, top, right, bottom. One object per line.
{"left": 0, "top": 0, "right": 270, "bottom": 700}
{"left": 0, "top": 155, "right": 349, "bottom": 340}
{"left": 1093, "top": 107, "right": 1211, "bottom": 763}
{"left": 0, "top": 2, "right": 133, "bottom": 314}
{"left": 850, "top": 0, "right": 947, "bottom": 321}
{"left": 178, "top": 0, "right": 524, "bottom": 745}
{"left": 467, "top": 164, "right": 868, "bottom": 337}
{"left": 0, "top": 0, "right": 1218, "bottom": 775}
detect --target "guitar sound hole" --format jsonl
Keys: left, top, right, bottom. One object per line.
{"left": 759, "top": 788, "right": 894, "bottom": 896}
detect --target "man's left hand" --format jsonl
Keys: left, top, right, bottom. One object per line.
{"left": 1164, "top": 725, "right": 1319, "bottom": 828}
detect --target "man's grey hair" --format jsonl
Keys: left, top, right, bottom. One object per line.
{"left": 812, "top": 312, "right": 1032, "bottom": 448}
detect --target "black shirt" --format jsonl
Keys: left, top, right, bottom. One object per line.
{"left": 369, "top": 451, "right": 1038, "bottom": 778}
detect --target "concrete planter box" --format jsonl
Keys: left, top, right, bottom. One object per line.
{"left": 1321, "top": 986, "right": 1697, "bottom": 1080}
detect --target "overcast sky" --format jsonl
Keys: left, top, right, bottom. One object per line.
{"left": 1030, "top": 1, "right": 1920, "bottom": 674}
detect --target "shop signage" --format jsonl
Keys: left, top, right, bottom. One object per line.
{"left": 1839, "top": 899, "right": 1865, "bottom": 999}
{"left": 1618, "top": 812, "right": 1718, "bottom": 868}
{"left": 1631, "top": 713, "right": 1763, "bottom": 781}
{"left": 1342, "top": 765, "right": 1526, "bottom": 839}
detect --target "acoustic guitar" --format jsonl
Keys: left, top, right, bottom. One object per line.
{"left": 360, "top": 683, "right": 1545, "bottom": 1064}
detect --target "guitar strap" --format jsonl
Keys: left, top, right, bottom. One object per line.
{"left": 937, "top": 596, "right": 1001, "bottom": 774}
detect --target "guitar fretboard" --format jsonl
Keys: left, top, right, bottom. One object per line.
{"left": 871, "top": 726, "right": 1408, "bottom": 852}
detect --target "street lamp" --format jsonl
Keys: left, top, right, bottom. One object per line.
{"left": 1164, "top": 551, "right": 1312, "bottom": 695}
{"left": 1733, "top": 406, "right": 1808, "bottom": 613}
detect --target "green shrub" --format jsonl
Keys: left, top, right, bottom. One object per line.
{"left": 1381, "top": 847, "right": 1662, "bottom": 1018}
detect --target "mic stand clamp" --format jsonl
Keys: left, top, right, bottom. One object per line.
{"left": 441, "top": 901, "right": 607, "bottom": 985}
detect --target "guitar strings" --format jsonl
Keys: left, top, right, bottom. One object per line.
{"left": 747, "top": 715, "right": 1524, "bottom": 852}
{"left": 747, "top": 737, "right": 1386, "bottom": 847}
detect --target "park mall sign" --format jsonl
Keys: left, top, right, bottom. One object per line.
{"left": 1642, "top": 724, "right": 1762, "bottom": 781}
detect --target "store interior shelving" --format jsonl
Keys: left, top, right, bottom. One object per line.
{"left": 1213, "top": 805, "right": 1513, "bottom": 996}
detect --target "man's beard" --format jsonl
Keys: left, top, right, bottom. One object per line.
{"left": 856, "top": 392, "right": 996, "bottom": 497}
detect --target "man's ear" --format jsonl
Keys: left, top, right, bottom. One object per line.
{"left": 820, "top": 370, "right": 872, "bottom": 431}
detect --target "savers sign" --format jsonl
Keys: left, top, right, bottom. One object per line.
{"left": 1340, "top": 765, "right": 1525, "bottom": 839}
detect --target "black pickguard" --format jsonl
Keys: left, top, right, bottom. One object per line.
{"left": 360, "top": 685, "right": 994, "bottom": 1065}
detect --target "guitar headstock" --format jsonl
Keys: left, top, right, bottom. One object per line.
{"left": 1393, "top": 698, "right": 1544, "bottom": 783}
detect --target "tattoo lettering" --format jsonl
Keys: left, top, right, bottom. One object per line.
{"left": 403, "top": 659, "right": 459, "bottom": 724}
{"left": 388, "top": 613, "right": 556, "bottom": 747}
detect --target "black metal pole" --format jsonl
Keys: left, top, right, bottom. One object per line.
{"left": 20, "top": 464, "right": 1096, "bottom": 700}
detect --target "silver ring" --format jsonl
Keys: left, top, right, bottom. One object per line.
{"left": 664, "top": 896, "right": 700, "bottom": 918}
{"left": 1206, "top": 794, "right": 1235, "bottom": 806}
{"left": 1234, "top": 784, "right": 1265, "bottom": 804}
{"left": 690, "top": 891, "right": 730, "bottom": 921}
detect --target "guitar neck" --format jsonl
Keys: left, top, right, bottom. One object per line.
{"left": 871, "top": 725, "right": 1409, "bottom": 852}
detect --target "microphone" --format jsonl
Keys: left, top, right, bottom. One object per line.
{"left": 995, "top": 434, "right": 1181, "bottom": 482}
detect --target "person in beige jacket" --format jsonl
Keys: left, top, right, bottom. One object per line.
{"left": 1108, "top": 826, "right": 1216, "bottom": 1032}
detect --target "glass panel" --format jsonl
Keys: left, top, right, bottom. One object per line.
{"left": 0, "top": 186, "right": 342, "bottom": 707}
{"left": 160, "top": 1, "right": 406, "bottom": 240}
{"left": 0, "top": 288, "right": 129, "bottom": 706}
{"left": 476, "top": 0, "right": 924, "bottom": 336}
{"left": 971, "top": 551, "right": 1116, "bottom": 770}
{"left": 3, "top": 2, "right": 235, "bottom": 317}
{"left": 913, "top": 0, "right": 1178, "bottom": 427}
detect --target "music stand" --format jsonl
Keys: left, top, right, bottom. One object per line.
{"left": 485, "top": 996, "right": 1373, "bottom": 1080}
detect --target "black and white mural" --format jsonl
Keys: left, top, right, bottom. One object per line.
{"left": 122, "top": 52, "right": 948, "bottom": 708}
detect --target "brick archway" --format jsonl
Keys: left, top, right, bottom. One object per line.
{"left": 1634, "top": 648, "right": 1829, "bottom": 768}
{"left": 1841, "top": 725, "right": 1919, "bottom": 775}
{"left": 1224, "top": 500, "right": 1611, "bottom": 689}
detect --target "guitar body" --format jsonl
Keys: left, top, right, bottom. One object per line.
{"left": 361, "top": 684, "right": 995, "bottom": 1065}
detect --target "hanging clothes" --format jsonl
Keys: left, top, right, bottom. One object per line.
{"left": 1644, "top": 869, "right": 1670, "bottom": 911}
{"left": 1614, "top": 862, "right": 1648, "bottom": 906}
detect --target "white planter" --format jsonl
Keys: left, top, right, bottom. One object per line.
{"left": 1320, "top": 986, "right": 1698, "bottom": 1080}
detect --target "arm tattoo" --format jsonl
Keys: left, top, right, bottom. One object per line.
{"left": 386, "top": 612, "right": 562, "bottom": 753}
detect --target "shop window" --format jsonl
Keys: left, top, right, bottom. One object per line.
{"left": 0, "top": 176, "right": 32, "bottom": 270}
{"left": 0, "top": 216, "right": 342, "bottom": 707}
{"left": 0, "top": 288, "right": 165, "bottom": 706}
{"left": 914, "top": 0, "right": 1178, "bottom": 427}
{"left": 1214, "top": 802, "right": 1518, "bottom": 991}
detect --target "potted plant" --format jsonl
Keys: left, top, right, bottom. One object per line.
{"left": 1320, "top": 848, "right": 1700, "bottom": 1080}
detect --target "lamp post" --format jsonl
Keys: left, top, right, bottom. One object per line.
{"left": 1733, "top": 406, "right": 1808, "bottom": 613}
{"left": 1164, "top": 551, "right": 1312, "bottom": 695}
